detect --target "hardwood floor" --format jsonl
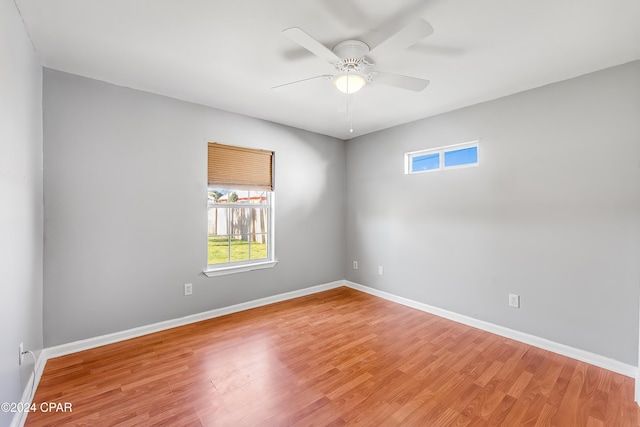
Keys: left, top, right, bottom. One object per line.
{"left": 26, "top": 287, "right": 639, "bottom": 426}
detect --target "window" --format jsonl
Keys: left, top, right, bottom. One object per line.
{"left": 204, "top": 143, "right": 276, "bottom": 277}
{"left": 405, "top": 141, "right": 479, "bottom": 174}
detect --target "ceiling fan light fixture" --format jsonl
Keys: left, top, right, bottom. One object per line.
{"left": 334, "top": 74, "right": 366, "bottom": 94}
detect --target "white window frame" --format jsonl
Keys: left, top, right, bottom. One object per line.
{"left": 405, "top": 140, "right": 479, "bottom": 174}
{"left": 203, "top": 190, "right": 277, "bottom": 277}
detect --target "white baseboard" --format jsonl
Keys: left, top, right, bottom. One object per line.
{"left": 344, "top": 281, "right": 637, "bottom": 379}
{"left": 10, "top": 350, "right": 47, "bottom": 427}
{"left": 45, "top": 280, "right": 345, "bottom": 359}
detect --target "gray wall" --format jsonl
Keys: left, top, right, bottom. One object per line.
{"left": 346, "top": 61, "right": 640, "bottom": 366}
{"left": 43, "top": 69, "right": 346, "bottom": 347}
{"left": 39, "top": 58, "right": 640, "bottom": 368}
{"left": 0, "top": 0, "right": 44, "bottom": 424}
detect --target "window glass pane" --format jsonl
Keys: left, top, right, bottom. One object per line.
{"left": 236, "top": 190, "right": 252, "bottom": 204}
{"left": 229, "top": 237, "right": 250, "bottom": 262}
{"left": 250, "top": 234, "right": 268, "bottom": 260}
{"left": 444, "top": 146, "right": 477, "bottom": 167}
{"left": 208, "top": 207, "right": 228, "bottom": 237}
{"left": 412, "top": 153, "right": 440, "bottom": 171}
{"left": 223, "top": 191, "right": 243, "bottom": 203}
{"left": 251, "top": 191, "right": 267, "bottom": 204}
{"left": 252, "top": 207, "right": 268, "bottom": 234}
{"left": 208, "top": 205, "right": 231, "bottom": 264}
{"left": 208, "top": 235, "right": 230, "bottom": 265}
{"left": 231, "top": 208, "right": 251, "bottom": 238}
{"left": 208, "top": 189, "right": 226, "bottom": 204}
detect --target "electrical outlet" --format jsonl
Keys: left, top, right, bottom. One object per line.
{"left": 509, "top": 294, "right": 520, "bottom": 308}
{"left": 378, "top": 266, "right": 384, "bottom": 275}
{"left": 19, "top": 343, "right": 24, "bottom": 365}
{"left": 184, "top": 283, "right": 193, "bottom": 296}
{"left": 353, "top": 261, "right": 358, "bottom": 269}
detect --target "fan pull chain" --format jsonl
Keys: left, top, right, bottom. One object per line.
{"left": 346, "top": 77, "right": 354, "bottom": 133}
{"left": 347, "top": 96, "right": 354, "bottom": 133}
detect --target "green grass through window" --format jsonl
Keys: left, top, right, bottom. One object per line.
{"left": 208, "top": 236, "right": 268, "bottom": 264}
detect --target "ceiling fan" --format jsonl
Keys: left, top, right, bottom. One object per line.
{"left": 274, "top": 18, "right": 434, "bottom": 94}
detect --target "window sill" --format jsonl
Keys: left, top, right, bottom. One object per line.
{"left": 203, "top": 260, "right": 278, "bottom": 277}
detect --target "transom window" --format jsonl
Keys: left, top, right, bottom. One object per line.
{"left": 405, "top": 141, "right": 479, "bottom": 174}
{"left": 205, "top": 143, "right": 276, "bottom": 277}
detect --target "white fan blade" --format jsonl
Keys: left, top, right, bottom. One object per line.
{"left": 374, "top": 72, "right": 430, "bottom": 92}
{"left": 368, "top": 19, "right": 434, "bottom": 61}
{"left": 282, "top": 28, "right": 341, "bottom": 63}
{"left": 272, "top": 75, "right": 333, "bottom": 89}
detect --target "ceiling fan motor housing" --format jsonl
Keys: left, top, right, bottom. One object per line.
{"left": 332, "top": 40, "right": 372, "bottom": 72}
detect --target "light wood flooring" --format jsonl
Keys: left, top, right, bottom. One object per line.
{"left": 26, "top": 287, "right": 639, "bottom": 426}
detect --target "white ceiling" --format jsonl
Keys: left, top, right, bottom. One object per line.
{"left": 15, "top": 0, "right": 640, "bottom": 140}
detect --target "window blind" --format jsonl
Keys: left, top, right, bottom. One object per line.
{"left": 207, "top": 143, "right": 273, "bottom": 191}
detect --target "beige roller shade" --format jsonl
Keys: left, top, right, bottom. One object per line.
{"left": 207, "top": 143, "right": 273, "bottom": 190}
